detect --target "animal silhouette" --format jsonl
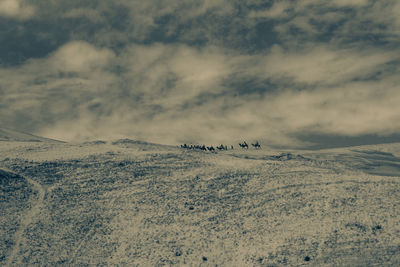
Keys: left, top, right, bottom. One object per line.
{"left": 252, "top": 141, "right": 261, "bottom": 149}
{"left": 239, "top": 141, "right": 248, "bottom": 149}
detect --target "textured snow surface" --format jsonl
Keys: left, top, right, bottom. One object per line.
{"left": 0, "top": 140, "right": 399, "bottom": 266}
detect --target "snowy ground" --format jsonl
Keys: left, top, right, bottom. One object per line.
{"left": 0, "top": 139, "right": 399, "bottom": 266}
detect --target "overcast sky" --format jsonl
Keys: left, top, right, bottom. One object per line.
{"left": 1, "top": 0, "right": 400, "bottom": 148}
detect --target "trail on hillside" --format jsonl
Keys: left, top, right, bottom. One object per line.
{"left": 3, "top": 169, "right": 45, "bottom": 267}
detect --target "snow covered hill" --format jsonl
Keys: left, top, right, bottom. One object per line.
{"left": 0, "top": 127, "right": 62, "bottom": 143}
{"left": 0, "top": 139, "right": 399, "bottom": 266}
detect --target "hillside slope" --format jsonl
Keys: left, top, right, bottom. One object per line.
{"left": 0, "top": 127, "right": 62, "bottom": 143}
{"left": 0, "top": 141, "right": 399, "bottom": 266}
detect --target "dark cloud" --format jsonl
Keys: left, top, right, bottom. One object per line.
{"left": 1, "top": 0, "right": 400, "bottom": 148}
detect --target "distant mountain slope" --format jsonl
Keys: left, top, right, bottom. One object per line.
{"left": 0, "top": 127, "right": 62, "bottom": 142}
{"left": 111, "top": 138, "right": 176, "bottom": 151}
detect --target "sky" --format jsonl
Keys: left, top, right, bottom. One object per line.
{"left": 1, "top": 0, "right": 400, "bottom": 148}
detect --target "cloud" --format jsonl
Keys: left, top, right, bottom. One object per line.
{"left": 110, "top": 0, "right": 235, "bottom": 41}
{"left": 330, "top": 0, "right": 369, "bottom": 7}
{"left": 63, "top": 8, "right": 104, "bottom": 23}
{"left": 258, "top": 45, "right": 397, "bottom": 85}
{"left": 246, "top": 0, "right": 400, "bottom": 51}
{"left": 38, "top": 43, "right": 400, "bottom": 147}
{"left": 50, "top": 41, "right": 115, "bottom": 73}
{"left": 248, "top": 0, "right": 369, "bottom": 21}
{"left": 120, "top": 43, "right": 231, "bottom": 108}
{"left": 0, "top": 41, "right": 233, "bottom": 143}
{"left": 0, "top": 40, "right": 117, "bottom": 136}
{"left": 0, "top": 0, "right": 35, "bottom": 20}
{"left": 366, "top": 1, "right": 400, "bottom": 35}
{"left": 1, "top": 0, "right": 400, "bottom": 148}
{"left": 265, "top": 79, "right": 400, "bottom": 137}
{"left": 249, "top": 2, "right": 291, "bottom": 19}
{"left": 1, "top": 37, "right": 400, "bottom": 148}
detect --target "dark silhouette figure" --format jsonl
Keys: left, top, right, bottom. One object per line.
{"left": 251, "top": 141, "right": 261, "bottom": 149}
{"left": 217, "top": 144, "right": 227, "bottom": 150}
{"left": 239, "top": 141, "right": 248, "bottom": 149}
{"left": 181, "top": 144, "right": 188, "bottom": 148}
{"left": 207, "top": 146, "right": 215, "bottom": 151}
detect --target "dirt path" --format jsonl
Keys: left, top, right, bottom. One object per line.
{"left": 3, "top": 169, "right": 45, "bottom": 267}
